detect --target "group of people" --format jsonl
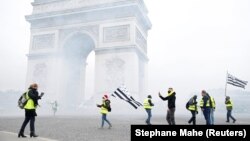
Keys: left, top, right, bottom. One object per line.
{"left": 143, "top": 88, "right": 237, "bottom": 125}
{"left": 18, "top": 84, "right": 237, "bottom": 138}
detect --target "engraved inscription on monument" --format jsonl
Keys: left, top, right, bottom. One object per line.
{"left": 103, "top": 25, "right": 130, "bottom": 43}
{"left": 32, "top": 34, "right": 55, "bottom": 49}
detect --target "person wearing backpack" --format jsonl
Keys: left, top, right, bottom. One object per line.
{"left": 18, "top": 83, "right": 43, "bottom": 138}
{"left": 96, "top": 94, "right": 112, "bottom": 129}
{"left": 187, "top": 95, "right": 198, "bottom": 125}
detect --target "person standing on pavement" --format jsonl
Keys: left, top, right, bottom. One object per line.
{"left": 143, "top": 95, "right": 154, "bottom": 125}
{"left": 159, "top": 87, "right": 176, "bottom": 125}
{"left": 199, "top": 90, "right": 211, "bottom": 125}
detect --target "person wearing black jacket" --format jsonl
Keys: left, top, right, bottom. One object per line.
{"left": 159, "top": 87, "right": 176, "bottom": 125}
{"left": 18, "top": 83, "right": 43, "bottom": 138}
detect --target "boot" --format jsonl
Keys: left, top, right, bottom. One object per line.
{"left": 30, "top": 132, "right": 38, "bottom": 138}
{"left": 18, "top": 131, "right": 27, "bottom": 138}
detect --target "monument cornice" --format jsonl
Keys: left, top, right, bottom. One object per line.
{"left": 26, "top": 0, "right": 151, "bottom": 30}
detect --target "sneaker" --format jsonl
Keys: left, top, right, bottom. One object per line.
{"left": 108, "top": 125, "right": 112, "bottom": 129}
{"left": 226, "top": 121, "right": 229, "bottom": 123}
{"left": 233, "top": 120, "right": 236, "bottom": 123}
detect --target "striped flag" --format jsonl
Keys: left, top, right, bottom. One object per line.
{"left": 111, "top": 85, "right": 142, "bottom": 109}
{"left": 227, "top": 73, "right": 248, "bottom": 89}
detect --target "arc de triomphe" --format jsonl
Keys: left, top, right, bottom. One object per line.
{"left": 25, "top": 0, "right": 151, "bottom": 105}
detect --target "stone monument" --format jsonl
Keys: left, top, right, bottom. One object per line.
{"left": 25, "top": 0, "right": 151, "bottom": 107}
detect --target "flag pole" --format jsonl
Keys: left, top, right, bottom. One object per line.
{"left": 225, "top": 71, "right": 228, "bottom": 97}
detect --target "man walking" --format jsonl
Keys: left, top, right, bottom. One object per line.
{"left": 187, "top": 95, "right": 198, "bottom": 125}
{"left": 225, "top": 96, "right": 236, "bottom": 123}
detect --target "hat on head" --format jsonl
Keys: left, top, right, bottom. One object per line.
{"left": 147, "top": 95, "right": 152, "bottom": 98}
{"left": 104, "top": 94, "right": 108, "bottom": 99}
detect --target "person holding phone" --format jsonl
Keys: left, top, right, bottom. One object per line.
{"left": 18, "top": 83, "right": 44, "bottom": 138}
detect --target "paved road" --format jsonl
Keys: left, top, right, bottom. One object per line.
{"left": 0, "top": 131, "right": 58, "bottom": 141}
{"left": 0, "top": 115, "right": 249, "bottom": 141}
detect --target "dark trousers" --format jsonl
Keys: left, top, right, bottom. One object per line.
{"left": 227, "top": 110, "right": 236, "bottom": 122}
{"left": 166, "top": 108, "right": 175, "bottom": 125}
{"left": 145, "top": 109, "right": 152, "bottom": 125}
{"left": 20, "top": 116, "right": 35, "bottom": 133}
{"left": 203, "top": 108, "right": 211, "bottom": 125}
{"left": 188, "top": 111, "right": 196, "bottom": 125}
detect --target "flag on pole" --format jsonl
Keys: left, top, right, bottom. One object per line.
{"left": 111, "top": 85, "right": 142, "bottom": 109}
{"left": 227, "top": 73, "right": 248, "bottom": 89}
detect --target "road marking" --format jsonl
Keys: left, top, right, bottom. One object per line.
{"left": 0, "top": 131, "right": 58, "bottom": 141}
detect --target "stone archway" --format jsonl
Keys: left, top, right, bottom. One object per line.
{"left": 59, "top": 32, "right": 95, "bottom": 106}
{"left": 25, "top": 0, "right": 151, "bottom": 109}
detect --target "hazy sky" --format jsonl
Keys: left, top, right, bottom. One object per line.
{"left": 0, "top": 0, "right": 249, "bottom": 96}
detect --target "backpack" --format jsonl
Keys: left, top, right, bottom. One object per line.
{"left": 185, "top": 101, "right": 190, "bottom": 110}
{"left": 105, "top": 100, "right": 111, "bottom": 112}
{"left": 107, "top": 106, "right": 112, "bottom": 112}
{"left": 186, "top": 99, "right": 193, "bottom": 110}
{"left": 18, "top": 91, "right": 29, "bottom": 109}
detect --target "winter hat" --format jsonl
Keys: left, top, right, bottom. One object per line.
{"left": 104, "top": 94, "right": 108, "bottom": 99}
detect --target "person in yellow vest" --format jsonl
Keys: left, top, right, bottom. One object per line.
{"left": 199, "top": 90, "right": 211, "bottom": 125}
{"left": 187, "top": 95, "right": 198, "bottom": 125}
{"left": 97, "top": 94, "right": 112, "bottom": 129}
{"left": 18, "top": 83, "right": 43, "bottom": 138}
{"left": 143, "top": 95, "right": 154, "bottom": 125}
{"left": 159, "top": 87, "right": 176, "bottom": 125}
{"left": 225, "top": 96, "right": 236, "bottom": 123}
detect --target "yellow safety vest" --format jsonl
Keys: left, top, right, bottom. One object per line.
{"left": 143, "top": 98, "right": 152, "bottom": 109}
{"left": 167, "top": 91, "right": 175, "bottom": 96}
{"left": 199, "top": 98, "right": 210, "bottom": 108}
{"left": 188, "top": 99, "right": 198, "bottom": 111}
{"left": 100, "top": 100, "right": 108, "bottom": 114}
{"left": 210, "top": 97, "right": 216, "bottom": 108}
{"left": 226, "top": 100, "right": 233, "bottom": 108}
{"left": 24, "top": 91, "right": 36, "bottom": 110}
